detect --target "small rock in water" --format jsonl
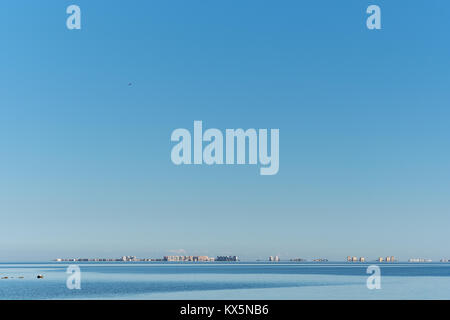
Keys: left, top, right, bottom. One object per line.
{"left": 1, "top": 277, "right": 8, "bottom": 279}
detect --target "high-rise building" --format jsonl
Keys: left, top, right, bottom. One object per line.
{"left": 216, "top": 256, "right": 239, "bottom": 262}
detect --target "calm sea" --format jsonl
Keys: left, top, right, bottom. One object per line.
{"left": 1, "top": 262, "right": 449, "bottom": 299}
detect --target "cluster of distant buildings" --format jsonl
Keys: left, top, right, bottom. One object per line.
{"left": 55, "top": 255, "right": 240, "bottom": 262}
{"left": 163, "top": 256, "right": 213, "bottom": 262}
{"left": 345, "top": 256, "right": 450, "bottom": 263}
{"left": 377, "top": 256, "right": 396, "bottom": 262}
{"left": 216, "top": 256, "right": 239, "bottom": 262}
{"left": 55, "top": 256, "right": 160, "bottom": 262}
{"left": 288, "top": 258, "right": 328, "bottom": 262}
{"left": 268, "top": 256, "right": 280, "bottom": 262}
{"left": 347, "top": 256, "right": 367, "bottom": 262}
{"left": 347, "top": 256, "right": 396, "bottom": 262}
{"left": 347, "top": 256, "right": 448, "bottom": 263}
{"left": 164, "top": 255, "right": 240, "bottom": 262}
{"left": 54, "top": 255, "right": 450, "bottom": 263}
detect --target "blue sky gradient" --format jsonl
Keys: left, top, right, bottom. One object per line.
{"left": 0, "top": 1, "right": 449, "bottom": 261}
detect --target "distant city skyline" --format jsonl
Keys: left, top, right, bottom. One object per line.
{"left": 1, "top": 1, "right": 450, "bottom": 262}
{"left": 53, "top": 254, "right": 448, "bottom": 263}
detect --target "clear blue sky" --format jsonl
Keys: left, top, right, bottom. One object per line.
{"left": 0, "top": 1, "right": 449, "bottom": 261}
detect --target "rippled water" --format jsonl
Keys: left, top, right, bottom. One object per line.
{"left": 1, "top": 262, "right": 449, "bottom": 299}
